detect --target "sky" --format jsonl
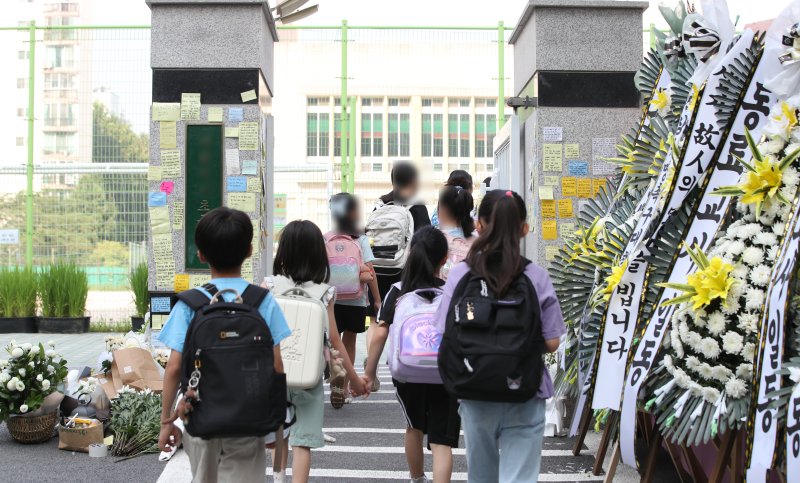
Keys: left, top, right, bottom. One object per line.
{"left": 95, "top": 0, "right": 787, "bottom": 30}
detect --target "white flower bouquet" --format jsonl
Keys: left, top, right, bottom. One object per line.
{"left": 0, "top": 340, "right": 69, "bottom": 421}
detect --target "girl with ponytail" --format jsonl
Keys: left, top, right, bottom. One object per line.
{"left": 435, "top": 189, "right": 566, "bottom": 482}
{"left": 365, "top": 226, "right": 460, "bottom": 483}
{"left": 436, "top": 185, "right": 476, "bottom": 280}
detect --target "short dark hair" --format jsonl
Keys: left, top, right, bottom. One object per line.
{"left": 194, "top": 207, "right": 253, "bottom": 271}
{"left": 273, "top": 220, "right": 330, "bottom": 284}
{"left": 445, "top": 169, "right": 473, "bottom": 191}
{"left": 391, "top": 161, "right": 419, "bottom": 189}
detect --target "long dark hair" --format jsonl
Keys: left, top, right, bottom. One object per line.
{"left": 466, "top": 190, "right": 527, "bottom": 296}
{"left": 438, "top": 186, "right": 475, "bottom": 238}
{"left": 330, "top": 192, "right": 360, "bottom": 236}
{"left": 273, "top": 220, "right": 330, "bottom": 284}
{"left": 445, "top": 169, "right": 473, "bottom": 192}
{"left": 400, "top": 226, "right": 448, "bottom": 294}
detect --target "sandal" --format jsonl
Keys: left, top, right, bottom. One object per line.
{"left": 329, "top": 349, "right": 347, "bottom": 409}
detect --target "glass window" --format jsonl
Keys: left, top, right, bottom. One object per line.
{"left": 334, "top": 113, "right": 342, "bottom": 157}
{"left": 475, "top": 114, "right": 497, "bottom": 158}
{"left": 44, "top": 103, "right": 75, "bottom": 127}
{"left": 422, "top": 98, "right": 443, "bottom": 107}
{"left": 17, "top": 78, "right": 26, "bottom": 88}
{"left": 388, "top": 113, "right": 410, "bottom": 157}
{"left": 448, "top": 114, "right": 471, "bottom": 158}
{"left": 16, "top": 137, "right": 24, "bottom": 147}
{"left": 17, "top": 50, "right": 28, "bottom": 60}
{"left": 46, "top": 45, "right": 74, "bottom": 69}
{"left": 43, "top": 132, "right": 76, "bottom": 156}
{"left": 307, "top": 113, "right": 318, "bottom": 156}
{"left": 422, "top": 113, "right": 443, "bottom": 158}
{"left": 361, "top": 112, "right": 383, "bottom": 157}
{"left": 307, "top": 111, "right": 330, "bottom": 157}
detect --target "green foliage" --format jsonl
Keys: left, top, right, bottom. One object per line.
{"left": 86, "top": 240, "right": 130, "bottom": 267}
{"left": 88, "top": 319, "right": 132, "bottom": 333}
{"left": 0, "top": 341, "right": 69, "bottom": 421}
{"left": 0, "top": 268, "right": 37, "bottom": 318}
{"left": 129, "top": 263, "right": 149, "bottom": 317}
{"left": 110, "top": 388, "right": 161, "bottom": 458}
{"left": 39, "top": 263, "right": 88, "bottom": 318}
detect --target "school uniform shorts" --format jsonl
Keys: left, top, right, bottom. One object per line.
{"left": 393, "top": 379, "right": 461, "bottom": 448}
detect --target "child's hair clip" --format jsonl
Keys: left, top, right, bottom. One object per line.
{"left": 505, "top": 191, "right": 514, "bottom": 198}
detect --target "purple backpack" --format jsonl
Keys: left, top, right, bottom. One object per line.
{"left": 388, "top": 283, "right": 444, "bottom": 384}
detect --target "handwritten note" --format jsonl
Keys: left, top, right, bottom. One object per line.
{"left": 239, "top": 122, "right": 259, "bottom": 151}
{"left": 543, "top": 175, "right": 559, "bottom": 186}
{"left": 225, "top": 127, "right": 239, "bottom": 138}
{"left": 174, "top": 274, "right": 190, "bottom": 292}
{"left": 577, "top": 178, "right": 593, "bottom": 198}
{"left": 558, "top": 199, "right": 574, "bottom": 218}
{"left": 560, "top": 222, "right": 576, "bottom": 239}
{"left": 228, "top": 193, "right": 256, "bottom": 212}
{"left": 565, "top": 144, "right": 580, "bottom": 159}
{"left": 241, "top": 160, "right": 259, "bottom": 176}
{"left": 545, "top": 246, "right": 560, "bottom": 262}
{"left": 538, "top": 186, "right": 554, "bottom": 200}
{"left": 543, "top": 144, "right": 563, "bottom": 172}
{"left": 541, "top": 200, "right": 556, "bottom": 218}
{"left": 152, "top": 103, "right": 180, "bottom": 121}
{"left": 561, "top": 177, "right": 576, "bottom": 197}
{"left": 543, "top": 127, "right": 563, "bottom": 142}
{"left": 161, "top": 150, "right": 181, "bottom": 178}
{"left": 241, "top": 89, "right": 257, "bottom": 102}
{"left": 180, "top": 93, "right": 201, "bottom": 120}
{"left": 152, "top": 234, "right": 175, "bottom": 289}
{"left": 227, "top": 176, "right": 247, "bottom": 192}
{"left": 542, "top": 219, "right": 558, "bottom": 240}
{"left": 148, "top": 166, "right": 162, "bottom": 182}
{"left": 159, "top": 122, "right": 176, "bottom": 149}
{"left": 189, "top": 273, "right": 212, "bottom": 289}
{"left": 241, "top": 258, "right": 254, "bottom": 281}
{"left": 593, "top": 178, "right": 608, "bottom": 196}
{"left": 568, "top": 160, "right": 589, "bottom": 177}
{"left": 247, "top": 177, "right": 262, "bottom": 193}
{"left": 149, "top": 206, "right": 171, "bottom": 235}
{"left": 228, "top": 108, "right": 244, "bottom": 123}
{"left": 172, "top": 202, "right": 184, "bottom": 230}
{"left": 148, "top": 191, "right": 167, "bottom": 207}
{"left": 160, "top": 181, "right": 174, "bottom": 195}
{"left": 225, "top": 149, "right": 240, "bottom": 175}
{"left": 592, "top": 138, "right": 617, "bottom": 175}
{"left": 207, "top": 107, "right": 223, "bottom": 123}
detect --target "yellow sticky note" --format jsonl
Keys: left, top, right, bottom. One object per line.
{"left": 148, "top": 166, "right": 162, "bottom": 182}
{"left": 189, "top": 273, "right": 212, "bottom": 288}
{"left": 225, "top": 127, "right": 239, "bottom": 138}
{"left": 561, "top": 177, "right": 577, "bottom": 197}
{"left": 152, "top": 103, "right": 180, "bottom": 122}
{"left": 103, "top": 435, "right": 114, "bottom": 446}
{"left": 561, "top": 222, "right": 576, "bottom": 239}
{"left": 241, "top": 89, "right": 257, "bottom": 102}
{"left": 152, "top": 234, "right": 175, "bottom": 290}
{"left": 149, "top": 206, "right": 171, "bottom": 235}
{"left": 558, "top": 199, "right": 574, "bottom": 218}
{"left": 241, "top": 258, "right": 254, "bottom": 281}
{"left": 542, "top": 219, "right": 558, "bottom": 240}
{"left": 565, "top": 144, "right": 580, "bottom": 159}
{"left": 539, "top": 186, "right": 554, "bottom": 200}
{"left": 577, "top": 178, "right": 593, "bottom": 198}
{"left": 174, "top": 274, "right": 190, "bottom": 292}
{"left": 207, "top": 107, "right": 223, "bottom": 123}
{"left": 180, "top": 93, "right": 201, "bottom": 120}
{"left": 543, "top": 144, "right": 563, "bottom": 172}
{"left": 541, "top": 200, "right": 556, "bottom": 218}
{"left": 228, "top": 192, "right": 256, "bottom": 212}
{"left": 247, "top": 177, "right": 262, "bottom": 193}
{"left": 172, "top": 202, "right": 184, "bottom": 230}
{"left": 239, "top": 122, "right": 259, "bottom": 151}
{"left": 545, "top": 246, "right": 560, "bottom": 262}
{"left": 161, "top": 150, "right": 181, "bottom": 178}
{"left": 160, "top": 121, "right": 177, "bottom": 149}
{"left": 593, "top": 178, "right": 608, "bottom": 196}
{"left": 543, "top": 175, "right": 560, "bottom": 186}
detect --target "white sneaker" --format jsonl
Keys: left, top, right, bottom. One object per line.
{"left": 410, "top": 476, "right": 428, "bottom": 483}
{"left": 344, "top": 396, "right": 353, "bottom": 404}
{"left": 324, "top": 433, "right": 336, "bottom": 443}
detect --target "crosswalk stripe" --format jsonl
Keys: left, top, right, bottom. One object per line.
{"left": 261, "top": 468, "right": 605, "bottom": 481}
{"left": 312, "top": 446, "right": 575, "bottom": 457}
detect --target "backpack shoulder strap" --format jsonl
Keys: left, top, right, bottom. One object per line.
{"left": 176, "top": 287, "right": 213, "bottom": 312}
{"left": 241, "top": 284, "right": 269, "bottom": 309}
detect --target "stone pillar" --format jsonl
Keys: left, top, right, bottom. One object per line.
{"left": 509, "top": 0, "right": 648, "bottom": 267}
{"left": 145, "top": 0, "right": 277, "bottom": 320}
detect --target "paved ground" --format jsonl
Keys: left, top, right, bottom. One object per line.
{"left": 0, "top": 332, "right": 640, "bottom": 482}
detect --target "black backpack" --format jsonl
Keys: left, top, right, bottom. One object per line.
{"left": 177, "top": 283, "right": 287, "bottom": 438}
{"left": 437, "top": 262, "right": 545, "bottom": 402}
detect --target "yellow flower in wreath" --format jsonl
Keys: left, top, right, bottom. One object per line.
{"left": 601, "top": 259, "right": 629, "bottom": 301}
{"left": 659, "top": 245, "right": 736, "bottom": 311}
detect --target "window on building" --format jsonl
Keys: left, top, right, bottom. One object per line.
{"left": 306, "top": 113, "right": 330, "bottom": 157}
{"left": 16, "top": 137, "right": 24, "bottom": 147}
{"left": 422, "top": 114, "right": 443, "bottom": 158}
{"left": 387, "top": 113, "right": 410, "bottom": 157}
{"left": 361, "top": 112, "right": 383, "bottom": 157}
{"left": 334, "top": 113, "right": 342, "bottom": 157}
{"left": 46, "top": 45, "right": 74, "bottom": 69}
{"left": 448, "top": 114, "right": 470, "bottom": 158}
{"left": 475, "top": 114, "right": 497, "bottom": 158}
{"left": 45, "top": 72, "right": 75, "bottom": 90}
{"left": 16, "top": 108, "right": 27, "bottom": 118}
{"left": 43, "top": 132, "right": 76, "bottom": 156}
{"left": 44, "top": 103, "right": 75, "bottom": 127}
{"left": 388, "top": 97, "right": 410, "bottom": 107}
{"left": 17, "top": 50, "right": 28, "bottom": 60}
{"left": 17, "top": 78, "right": 26, "bottom": 89}
{"left": 422, "top": 98, "right": 443, "bottom": 108}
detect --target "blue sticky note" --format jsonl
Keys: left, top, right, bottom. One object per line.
{"left": 229, "top": 108, "right": 244, "bottom": 122}
{"left": 151, "top": 296, "right": 172, "bottom": 313}
{"left": 242, "top": 160, "right": 258, "bottom": 176}
{"left": 568, "top": 160, "right": 589, "bottom": 177}
{"left": 227, "top": 176, "right": 247, "bottom": 192}
{"left": 148, "top": 191, "right": 167, "bottom": 207}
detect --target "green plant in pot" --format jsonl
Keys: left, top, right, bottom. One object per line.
{"left": 129, "top": 263, "right": 148, "bottom": 332}
{"left": 37, "top": 263, "right": 89, "bottom": 334}
{"left": 0, "top": 268, "right": 38, "bottom": 333}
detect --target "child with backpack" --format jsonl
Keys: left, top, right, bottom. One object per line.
{"left": 365, "top": 161, "right": 431, "bottom": 390}
{"left": 435, "top": 190, "right": 565, "bottom": 482}
{"left": 266, "top": 220, "right": 370, "bottom": 483}
{"left": 365, "top": 226, "right": 459, "bottom": 483}
{"left": 328, "top": 192, "right": 381, "bottom": 407}
{"left": 431, "top": 169, "right": 473, "bottom": 229}
{"left": 436, "top": 185, "right": 476, "bottom": 280}
{"left": 157, "top": 207, "right": 292, "bottom": 482}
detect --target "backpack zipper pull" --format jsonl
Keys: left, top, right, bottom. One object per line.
{"left": 189, "top": 349, "right": 202, "bottom": 402}
{"left": 480, "top": 280, "right": 488, "bottom": 297}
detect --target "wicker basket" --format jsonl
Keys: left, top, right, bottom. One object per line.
{"left": 6, "top": 410, "right": 58, "bottom": 444}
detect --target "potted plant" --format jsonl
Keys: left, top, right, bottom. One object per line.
{"left": 1, "top": 341, "right": 69, "bottom": 443}
{"left": 37, "top": 263, "right": 89, "bottom": 334}
{"left": 129, "top": 263, "right": 148, "bottom": 332}
{"left": 0, "top": 268, "right": 38, "bottom": 333}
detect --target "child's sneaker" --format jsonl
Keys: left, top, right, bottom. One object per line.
{"left": 410, "top": 476, "right": 428, "bottom": 483}
{"left": 329, "top": 349, "right": 346, "bottom": 409}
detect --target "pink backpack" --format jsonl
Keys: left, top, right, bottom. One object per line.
{"left": 324, "top": 232, "right": 364, "bottom": 301}
{"left": 440, "top": 232, "right": 474, "bottom": 281}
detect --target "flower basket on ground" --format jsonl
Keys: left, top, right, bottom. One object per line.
{"left": 1, "top": 341, "right": 69, "bottom": 443}
{"left": 37, "top": 263, "right": 89, "bottom": 334}
{"left": 129, "top": 263, "right": 148, "bottom": 332}
{"left": 0, "top": 267, "right": 38, "bottom": 333}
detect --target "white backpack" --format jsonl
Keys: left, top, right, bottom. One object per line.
{"left": 366, "top": 201, "right": 415, "bottom": 273}
{"left": 269, "top": 276, "right": 329, "bottom": 389}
